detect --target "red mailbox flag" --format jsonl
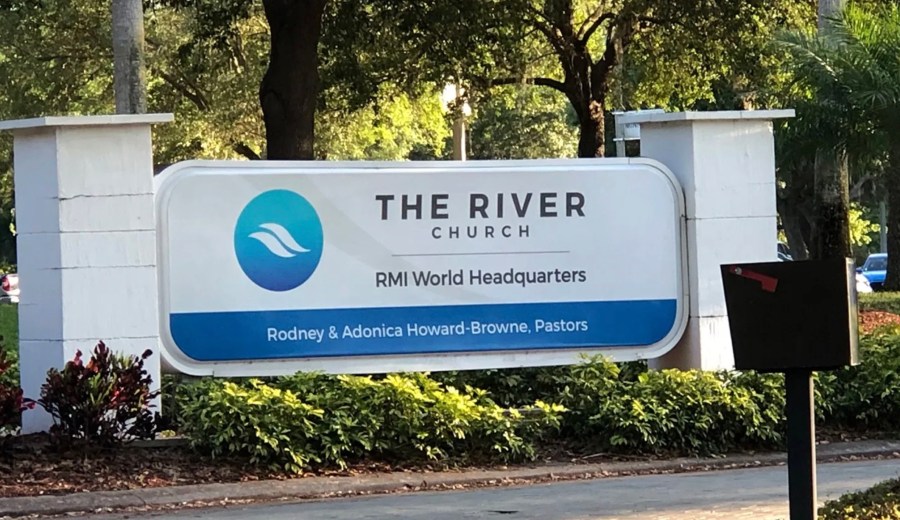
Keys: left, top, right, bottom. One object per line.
{"left": 728, "top": 266, "right": 778, "bottom": 292}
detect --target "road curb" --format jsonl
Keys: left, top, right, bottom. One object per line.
{"left": 2, "top": 439, "right": 898, "bottom": 518}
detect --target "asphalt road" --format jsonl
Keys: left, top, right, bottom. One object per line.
{"left": 97, "top": 459, "right": 900, "bottom": 520}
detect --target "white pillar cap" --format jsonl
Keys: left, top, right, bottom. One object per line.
{"left": 0, "top": 114, "right": 174, "bottom": 132}
{"left": 618, "top": 110, "right": 795, "bottom": 125}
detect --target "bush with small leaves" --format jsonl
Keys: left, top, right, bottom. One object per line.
{"left": 178, "top": 373, "right": 564, "bottom": 473}
{"left": 819, "top": 476, "right": 900, "bottom": 519}
{"left": 818, "top": 326, "right": 900, "bottom": 433}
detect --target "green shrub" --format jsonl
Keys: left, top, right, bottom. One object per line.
{"left": 549, "top": 355, "right": 624, "bottom": 438}
{"left": 579, "top": 369, "right": 783, "bottom": 455}
{"left": 429, "top": 365, "right": 578, "bottom": 408}
{"left": 818, "top": 327, "right": 900, "bottom": 432}
{"left": 178, "top": 379, "right": 326, "bottom": 473}
{"left": 38, "top": 341, "right": 160, "bottom": 446}
{"left": 860, "top": 292, "right": 900, "bottom": 315}
{"left": 430, "top": 358, "right": 648, "bottom": 409}
{"left": 819, "top": 477, "right": 900, "bottom": 519}
{"left": 172, "top": 326, "right": 900, "bottom": 468}
{"left": 178, "top": 373, "right": 563, "bottom": 473}
{"left": 434, "top": 357, "right": 786, "bottom": 456}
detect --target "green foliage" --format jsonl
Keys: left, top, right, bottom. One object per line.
{"left": 38, "top": 342, "right": 160, "bottom": 446}
{"left": 851, "top": 203, "right": 881, "bottom": 248}
{"left": 178, "top": 373, "right": 563, "bottom": 473}
{"left": 159, "top": 374, "right": 188, "bottom": 432}
{"left": 316, "top": 89, "right": 449, "bottom": 160}
{"left": 431, "top": 364, "right": 583, "bottom": 410}
{"left": 437, "top": 328, "right": 899, "bottom": 455}
{"left": 0, "top": 0, "right": 113, "bottom": 264}
{"left": 0, "top": 303, "right": 17, "bottom": 387}
{"left": 776, "top": 3, "right": 900, "bottom": 266}
{"left": 819, "top": 477, "right": 900, "bottom": 519}
{"left": 432, "top": 358, "right": 649, "bottom": 409}
{"left": 469, "top": 86, "right": 577, "bottom": 159}
{"left": 177, "top": 379, "right": 326, "bottom": 473}
{"left": 625, "top": 0, "right": 814, "bottom": 112}
{"left": 580, "top": 369, "right": 784, "bottom": 455}
{"left": 429, "top": 358, "right": 784, "bottom": 456}
{"left": 818, "top": 327, "right": 900, "bottom": 432}
{"left": 860, "top": 292, "right": 900, "bottom": 315}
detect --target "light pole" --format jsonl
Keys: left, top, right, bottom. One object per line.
{"left": 441, "top": 84, "right": 472, "bottom": 161}
{"left": 111, "top": 0, "right": 147, "bottom": 114}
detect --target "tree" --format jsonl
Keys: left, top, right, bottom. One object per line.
{"left": 259, "top": 0, "right": 326, "bottom": 159}
{"left": 156, "top": 0, "right": 326, "bottom": 159}
{"left": 371, "top": 0, "right": 816, "bottom": 157}
{"left": 468, "top": 85, "right": 577, "bottom": 159}
{"left": 779, "top": 3, "right": 900, "bottom": 288}
{"left": 0, "top": 0, "right": 117, "bottom": 266}
{"left": 159, "top": 0, "right": 812, "bottom": 159}
{"left": 812, "top": 0, "right": 851, "bottom": 260}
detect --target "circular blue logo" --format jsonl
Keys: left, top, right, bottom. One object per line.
{"left": 234, "top": 190, "right": 324, "bottom": 291}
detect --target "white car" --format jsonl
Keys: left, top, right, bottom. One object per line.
{"left": 856, "top": 272, "right": 873, "bottom": 294}
{"left": 0, "top": 273, "right": 19, "bottom": 303}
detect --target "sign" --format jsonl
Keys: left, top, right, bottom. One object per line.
{"left": 155, "top": 159, "right": 687, "bottom": 376}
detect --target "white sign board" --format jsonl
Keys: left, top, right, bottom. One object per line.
{"left": 155, "top": 159, "right": 687, "bottom": 376}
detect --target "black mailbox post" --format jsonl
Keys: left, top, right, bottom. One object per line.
{"left": 721, "top": 258, "right": 860, "bottom": 520}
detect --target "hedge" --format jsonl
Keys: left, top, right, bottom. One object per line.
{"left": 860, "top": 291, "right": 900, "bottom": 315}
{"left": 174, "top": 326, "right": 900, "bottom": 473}
{"left": 819, "top": 477, "right": 900, "bottom": 519}
{"left": 177, "top": 373, "right": 563, "bottom": 473}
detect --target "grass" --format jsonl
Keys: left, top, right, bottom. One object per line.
{"left": 860, "top": 292, "right": 900, "bottom": 314}
{"left": 0, "top": 303, "right": 17, "bottom": 383}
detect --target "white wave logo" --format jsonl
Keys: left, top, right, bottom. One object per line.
{"left": 248, "top": 223, "right": 311, "bottom": 258}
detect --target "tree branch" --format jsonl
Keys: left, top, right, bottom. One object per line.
{"left": 33, "top": 54, "right": 91, "bottom": 62}
{"left": 154, "top": 68, "right": 212, "bottom": 111}
{"left": 636, "top": 16, "right": 683, "bottom": 28}
{"left": 232, "top": 142, "right": 262, "bottom": 160}
{"left": 579, "top": 12, "right": 616, "bottom": 45}
{"left": 524, "top": 7, "right": 566, "bottom": 55}
{"left": 851, "top": 174, "right": 874, "bottom": 200}
{"left": 577, "top": 4, "right": 607, "bottom": 36}
{"left": 484, "top": 76, "right": 568, "bottom": 94}
{"left": 595, "top": 20, "right": 619, "bottom": 76}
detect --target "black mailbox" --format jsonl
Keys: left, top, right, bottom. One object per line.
{"left": 721, "top": 258, "right": 859, "bottom": 373}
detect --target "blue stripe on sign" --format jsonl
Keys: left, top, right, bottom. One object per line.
{"left": 170, "top": 300, "right": 678, "bottom": 361}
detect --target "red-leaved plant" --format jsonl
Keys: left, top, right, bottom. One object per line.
{"left": 39, "top": 341, "right": 160, "bottom": 446}
{"left": 0, "top": 352, "right": 33, "bottom": 443}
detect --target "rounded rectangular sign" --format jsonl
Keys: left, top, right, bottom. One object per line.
{"left": 155, "top": 159, "right": 687, "bottom": 376}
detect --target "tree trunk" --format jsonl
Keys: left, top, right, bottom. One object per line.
{"left": 808, "top": 0, "right": 851, "bottom": 260}
{"left": 576, "top": 101, "right": 605, "bottom": 158}
{"left": 884, "top": 140, "right": 900, "bottom": 290}
{"left": 111, "top": 0, "right": 147, "bottom": 114}
{"left": 810, "top": 148, "right": 851, "bottom": 259}
{"left": 572, "top": 58, "right": 608, "bottom": 158}
{"left": 260, "top": 0, "right": 326, "bottom": 160}
{"left": 818, "top": 0, "right": 845, "bottom": 30}
{"left": 777, "top": 188, "right": 810, "bottom": 260}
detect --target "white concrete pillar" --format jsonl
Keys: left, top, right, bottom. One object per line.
{"left": 618, "top": 110, "right": 794, "bottom": 371}
{"left": 0, "top": 114, "right": 172, "bottom": 433}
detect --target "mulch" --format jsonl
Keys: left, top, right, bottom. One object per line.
{"left": 0, "top": 435, "right": 454, "bottom": 498}
{"left": 859, "top": 310, "right": 900, "bottom": 333}
{"left": 0, "top": 310, "right": 896, "bottom": 499}
{"left": 0, "top": 435, "right": 275, "bottom": 498}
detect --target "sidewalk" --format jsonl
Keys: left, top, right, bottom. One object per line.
{"left": 1, "top": 439, "right": 898, "bottom": 518}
